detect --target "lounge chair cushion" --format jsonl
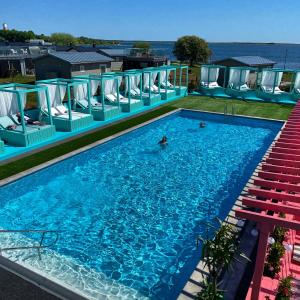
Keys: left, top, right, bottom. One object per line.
{"left": 106, "top": 94, "right": 116, "bottom": 102}
{"left": 208, "top": 82, "right": 219, "bottom": 88}
{"left": 130, "top": 89, "right": 138, "bottom": 96}
{"left": 0, "top": 116, "right": 15, "bottom": 129}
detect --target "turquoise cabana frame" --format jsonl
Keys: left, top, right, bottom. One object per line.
{"left": 225, "top": 66, "right": 261, "bottom": 101}
{"left": 0, "top": 83, "right": 56, "bottom": 146}
{"left": 256, "top": 68, "right": 296, "bottom": 104}
{"left": 112, "top": 72, "right": 144, "bottom": 112}
{"left": 141, "top": 68, "right": 162, "bottom": 105}
{"left": 36, "top": 78, "right": 93, "bottom": 131}
{"left": 174, "top": 64, "right": 188, "bottom": 96}
{"left": 159, "top": 65, "right": 189, "bottom": 97}
{"left": 73, "top": 74, "right": 121, "bottom": 121}
{"left": 125, "top": 69, "right": 161, "bottom": 106}
{"left": 198, "top": 64, "right": 229, "bottom": 98}
{"left": 158, "top": 65, "right": 177, "bottom": 100}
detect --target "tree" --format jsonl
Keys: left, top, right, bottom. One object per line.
{"left": 50, "top": 32, "right": 77, "bottom": 46}
{"left": 132, "top": 41, "right": 150, "bottom": 50}
{"left": 0, "top": 29, "right": 35, "bottom": 42}
{"left": 173, "top": 35, "right": 211, "bottom": 66}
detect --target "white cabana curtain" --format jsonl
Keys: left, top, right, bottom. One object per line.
{"left": 294, "top": 72, "right": 300, "bottom": 90}
{"left": 201, "top": 67, "right": 209, "bottom": 83}
{"left": 39, "top": 84, "right": 66, "bottom": 108}
{"left": 261, "top": 71, "right": 276, "bottom": 88}
{"left": 201, "top": 67, "right": 219, "bottom": 83}
{"left": 125, "top": 74, "right": 140, "bottom": 94}
{"left": 74, "top": 83, "right": 88, "bottom": 100}
{"left": 241, "top": 70, "right": 250, "bottom": 84}
{"left": 151, "top": 71, "right": 158, "bottom": 86}
{"left": 113, "top": 76, "right": 122, "bottom": 94}
{"left": 276, "top": 72, "right": 283, "bottom": 86}
{"left": 104, "top": 79, "right": 114, "bottom": 95}
{"left": 90, "top": 80, "right": 100, "bottom": 96}
{"left": 229, "top": 69, "right": 250, "bottom": 88}
{"left": 143, "top": 73, "right": 150, "bottom": 89}
{"left": 160, "top": 70, "right": 167, "bottom": 83}
{"left": 0, "top": 89, "right": 26, "bottom": 116}
{"left": 228, "top": 69, "right": 240, "bottom": 87}
{"left": 209, "top": 68, "right": 219, "bottom": 82}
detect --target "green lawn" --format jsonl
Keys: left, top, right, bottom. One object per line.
{"left": 0, "top": 95, "right": 293, "bottom": 180}
{"left": 0, "top": 75, "right": 35, "bottom": 85}
{"left": 170, "top": 96, "right": 293, "bottom": 120}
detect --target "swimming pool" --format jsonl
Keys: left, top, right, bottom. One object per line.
{"left": 0, "top": 110, "right": 282, "bottom": 299}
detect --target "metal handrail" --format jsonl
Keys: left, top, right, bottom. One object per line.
{"left": 0, "top": 229, "right": 59, "bottom": 260}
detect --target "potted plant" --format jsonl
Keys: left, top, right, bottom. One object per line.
{"left": 272, "top": 226, "right": 288, "bottom": 244}
{"left": 275, "top": 276, "right": 293, "bottom": 300}
{"left": 197, "top": 218, "right": 249, "bottom": 299}
{"left": 264, "top": 242, "right": 285, "bottom": 278}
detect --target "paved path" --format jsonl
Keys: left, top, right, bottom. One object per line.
{"left": 0, "top": 267, "right": 60, "bottom": 300}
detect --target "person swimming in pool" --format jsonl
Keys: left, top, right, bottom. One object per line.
{"left": 199, "top": 121, "right": 206, "bottom": 128}
{"left": 158, "top": 136, "right": 168, "bottom": 146}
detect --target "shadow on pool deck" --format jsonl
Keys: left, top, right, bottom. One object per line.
{"left": 0, "top": 267, "right": 60, "bottom": 300}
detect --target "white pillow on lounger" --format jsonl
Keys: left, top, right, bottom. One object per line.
{"left": 106, "top": 94, "right": 116, "bottom": 102}
{"left": 56, "top": 105, "right": 68, "bottom": 114}
{"left": 130, "top": 89, "right": 137, "bottom": 96}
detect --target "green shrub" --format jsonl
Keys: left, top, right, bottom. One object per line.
{"left": 264, "top": 242, "right": 285, "bottom": 278}
{"left": 275, "top": 276, "right": 293, "bottom": 300}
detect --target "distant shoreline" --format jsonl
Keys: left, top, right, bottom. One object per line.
{"left": 106, "top": 40, "right": 300, "bottom": 46}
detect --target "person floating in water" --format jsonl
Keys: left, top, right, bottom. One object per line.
{"left": 199, "top": 121, "right": 206, "bottom": 128}
{"left": 158, "top": 136, "right": 168, "bottom": 146}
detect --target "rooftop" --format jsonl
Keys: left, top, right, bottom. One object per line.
{"left": 46, "top": 51, "right": 113, "bottom": 64}
{"left": 98, "top": 48, "right": 126, "bottom": 57}
{"left": 214, "top": 55, "right": 276, "bottom": 67}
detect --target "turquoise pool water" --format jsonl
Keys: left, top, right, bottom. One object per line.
{"left": 0, "top": 110, "right": 282, "bottom": 299}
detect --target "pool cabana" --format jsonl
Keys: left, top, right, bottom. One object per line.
{"left": 123, "top": 69, "right": 159, "bottom": 106}
{"left": 0, "top": 83, "right": 55, "bottom": 146}
{"left": 257, "top": 68, "right": 295, "bottom": 104}
{"left": 160, "top": 65, "right": 189, "bottom": 97}
{"left": 143, "top": 67, "right": 175, "bottom": 100}
{"left": 112, "top": 72, "right": 144, "bottom": 112}
{"left": 73, "top": 74, "right": 121, "bottom": 121}
{"left": 173, "top": 65, "right": 189, "bottom": 96}
{"left": 159, "top": 66, "right": 177, "bottom": 100}
{"left": 198, "top": 64, "right": 229, "bottom": 97}
{"left": 37, "top": 78, "right": 93, "bottom": 132}
{"left": 226, "top": 66, "right": 261, "bottom": 100}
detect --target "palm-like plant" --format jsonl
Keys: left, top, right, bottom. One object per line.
{"left": 196, "top": 218, "right": 249, "bottom": 299}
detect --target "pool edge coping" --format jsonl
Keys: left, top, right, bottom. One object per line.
{"left": 0, "top": 108, "right": 286, "bottom": 300}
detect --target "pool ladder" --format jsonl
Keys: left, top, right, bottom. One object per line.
{"left": 0, "top": 229, "right": 59, "bottom": 260}
{"left": 224, "top": 103, "right": 235, "bottom": 116}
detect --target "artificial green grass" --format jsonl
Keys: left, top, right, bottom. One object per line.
{"left": 171, "top": 96, "right": 293, "bottom": 120}
{"left": 0, "top": 95, "right": 294, "bottom": 180}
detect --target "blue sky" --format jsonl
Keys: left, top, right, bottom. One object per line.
{"left": 0, "top": 0, "right": 298, "bottom": 43}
